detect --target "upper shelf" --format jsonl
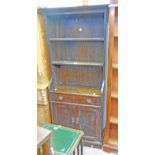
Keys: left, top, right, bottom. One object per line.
{"left": 52, "top": 61, "right": 104, "bottom": 66}
{"left": 38, "top": 5, "right": 108, "bottom": 16}
{"left": 49, "top": 38, "right": 104, "bottom": 42}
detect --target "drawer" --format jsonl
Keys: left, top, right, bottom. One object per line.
{"left": 50, "top": 92, "right": 102, "bottom": 106}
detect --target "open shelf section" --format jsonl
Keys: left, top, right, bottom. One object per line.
{"left": 52, "top": 61, "right": 104, "bottom": 66}
{"left": 110, "top": 117, "right": 118, "bottom": 124}
{"left": 49, "top": 38, "right": 104, "bottom": 41}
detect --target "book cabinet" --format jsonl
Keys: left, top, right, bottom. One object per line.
{"left": 38, "top": 5, "right": 109, "bottom": 148}
{"left": 103, "top": 0, "right": 118, "bottom": 152}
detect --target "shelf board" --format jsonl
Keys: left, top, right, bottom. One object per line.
{"left": 51, "top": 86, "right": 102, "bottom": 96}
{"left": 49, "top": 38, "right": 104, "bottom": 41}
{"left": 52, "top": 61, "right": 104, "bottom": 66}
{"left": 111, "top": 91, "right": 118, "bottom": 98}
{"left": 112, "top": 63, "right": 118, "bottom": 69}
{"left": 41, "top": 10, "right": 106, "bottom": 16}
{"left": 109, "top": 4, "right": 118, "bottom": 8}
{"left": 109, "top": 139, "right": 118, "bottom": 147}
{"left": 110, "top": 117, "right": 118, "bottom": 124}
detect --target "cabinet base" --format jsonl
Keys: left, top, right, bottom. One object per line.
{"left": 83, "top": 139, "right": 102, "bottom": 149}
{"left": 103, "top": 143, "right": 118, "bottom": 153}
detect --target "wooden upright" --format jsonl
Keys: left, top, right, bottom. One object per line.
{"left": 103, "top": 0, "right": 118, "bottom": 152}
{"left": 37, "top": 14, "right": 52, "bottom": 125}
{"left": 37, "top": 126, "right": 52, "bottom": 155}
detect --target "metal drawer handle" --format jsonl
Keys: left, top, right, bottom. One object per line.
{"left": 58, "top": 96, "right": 63, "bottom": 100}
{"left": 86, "top": 98, "right": 92, "bottom": 103}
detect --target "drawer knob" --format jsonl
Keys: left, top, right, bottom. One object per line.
{"left": 58, "top": 96, "right": 63, "bottom": 100}
{"left": 86, "top": 98, "right": 92, "bottom": 103}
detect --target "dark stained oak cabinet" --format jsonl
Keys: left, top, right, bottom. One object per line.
{"left": 53, "top": 103, "right": 76, "bottom": 128}
{"left": 38, "top": 5, "right": 109, "bottom": 148}
{"left": 79, "top": 106, "right": 102, "bottom": 141}
{"left": 52, "top": 101, "right": 102, "bottom": 141}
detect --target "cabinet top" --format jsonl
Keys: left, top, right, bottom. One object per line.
{"left": 50, "top": 86, "right": 102, "bottom": 96}
{"left": 37, "top": 5, "right": 109, "bottom": 16}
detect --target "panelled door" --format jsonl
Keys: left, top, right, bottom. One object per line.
{"left": 52, "top": 102, "right": 102, "bottom": 141}
{"left": 78, "top": 106, "right": 102, "bottom": 141}
{"left": 52, "top": 103, "right": 77, "bottom": 128}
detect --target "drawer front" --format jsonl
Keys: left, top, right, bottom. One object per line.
{"left": 50, "top": 92, "right": 102, "bottom": 106}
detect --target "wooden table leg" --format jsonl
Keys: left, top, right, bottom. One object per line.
{"left": 42, "top": 139, "right": 51, "bottom": 155}
{"left": 37, "top": 148, "right": 40, "bottom": 155}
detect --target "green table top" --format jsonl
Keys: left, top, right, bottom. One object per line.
{"left": 42, "top": 124, "right": 84, "bottom": 155}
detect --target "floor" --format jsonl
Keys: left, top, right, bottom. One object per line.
{"left": 83, "top": 147, "right": 118, "bottom": 155}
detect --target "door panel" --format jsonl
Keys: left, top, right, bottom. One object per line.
{"left": 79, "top": 106, "right": 101, "bottom": 141}
{"left": 53, "top": 103, "right": 76, "bottom": 128}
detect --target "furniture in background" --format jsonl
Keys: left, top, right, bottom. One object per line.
{"left": 37, "top": 14, "right": 52, "bottom": 125}
{"left": 43, "top": 124, "right": 84, "bottom": 155}
{"left": 103, "top": 0, "right": 118, "bottom": 152}
{"left": 38, "top": 5, "right": 109, "bottom": 148}
{"left": 37, "top": 88, "right": 52, "bottom": 125}
{"left": 37, "top": 14, "right": 52, "bottom": 89}
{"left": 37, "top": 126, "right": 52, "bottom": 155}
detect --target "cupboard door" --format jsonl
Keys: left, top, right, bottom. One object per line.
{"left": 79, "top": 106, "right": 102, "bottom": 141}
{"left": 52, "top": 103, "right": 76, "bottom": 128}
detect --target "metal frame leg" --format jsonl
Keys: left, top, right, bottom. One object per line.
{"left": 73, "top": 151, "right": 75, "bottom": 155}
{"left": 77, "top": 144, "right": 79, "bottom": 155}
{"left": 81, "top": 140, "right": 83, "bottom": 155}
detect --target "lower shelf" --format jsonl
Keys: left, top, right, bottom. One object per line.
{"left": 109, "top": 139, "right": 118, "bottom": 146}
{"left": 103, "top": 139, "right": 118, "bottom": 151}
{"left": 112, "top": 63, "right": 118, "bottom": 69}
{"left": 83, "top": 139, "right": 102, "bottom": 149}
{"left": 109, "top": 117, "right": 118, "bottom": 124}
{"left": 111, "top": 91, "right": 118, "bottom": 98}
